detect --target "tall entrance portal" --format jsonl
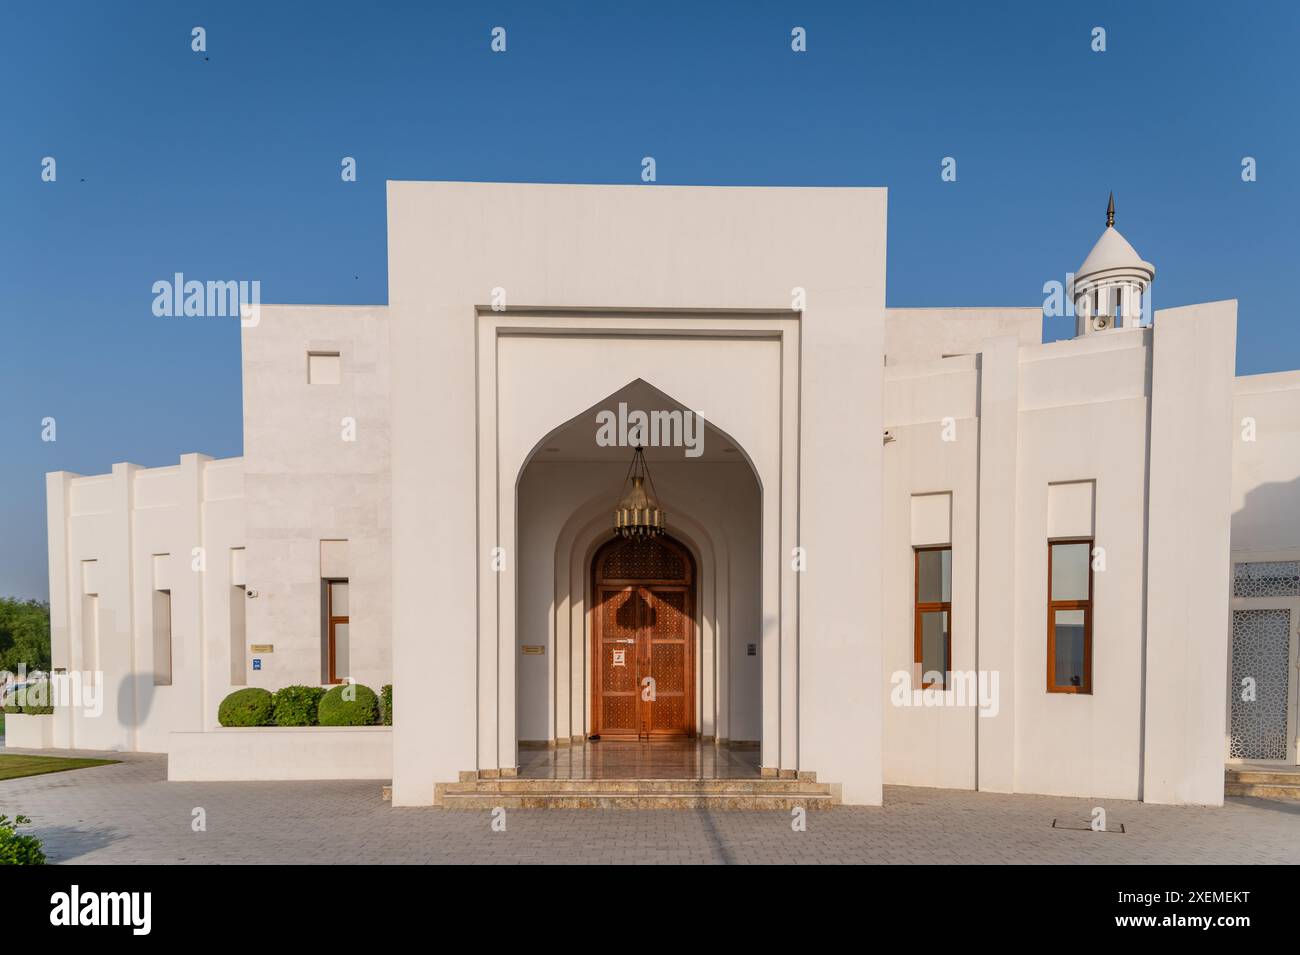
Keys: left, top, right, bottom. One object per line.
{"left": 591, "top": 535, "right": 695, "bottom": 739}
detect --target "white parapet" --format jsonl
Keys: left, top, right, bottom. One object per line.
{"left": 167, "top": 727, "right": 392, "bottom": 781}
{"left": 3, "top": 714, "right": 56, "bottom": 749}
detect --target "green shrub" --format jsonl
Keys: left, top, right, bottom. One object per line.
{"left": 0, "top": 815, "right": 46, "bottom": 866}
{"left": 318, "top": 683, "right": 379, "bottom": 726}
{"left": 21, "top": 682, "right": 53, "bottom": 715}
{"left": 380, "top": 684, "right": 393, "bottom": 726}
{"left": 1, "top": 693, "right": 20, "bottom": 716}
{"left": 217, "top": 687, "right": 274, "bottom": 727}
{"left": 271, "top": 685, "right": 325, "bottom": 726}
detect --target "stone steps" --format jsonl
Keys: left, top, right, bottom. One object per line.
{"left": 382, "top": 776, "right": 838, "bottom": 809}
{"left": 1224, "top": 768, "right": 1300, "bottom": 800}
{"left": 442, "top": 777, "right": 832, "bottom": 795}
{"left": 435, "top": 790, "right": 834, "bottom": 810}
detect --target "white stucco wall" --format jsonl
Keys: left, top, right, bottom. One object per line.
{"left": 167, "top": 727, "right": 392, "bottom": 781}
{"left": 1144, "top": 301, "right": 1237, "bottom": 805}
{"left": 883, "top": 306, "right": 1241, "bottom": 805}
{"left": 1014, "top": 329, "right": 1150, "bottom": 800}
{"left": 241, "top": 305, "right": 392, "bottom": 694}
{"left": 882, "top": 355, "right": 980, "bottom": 789}
{"left": 387, "top": 181, "right": 887, "bottom": 805}
{"left": 45, "top": 454, "right": 245, "bottom": 751}
{"left": 1232, "top": 370, "right": 1300, "bottom": 555}
{"left": 885, "top": 307, "right": 1041, "bottom": 364}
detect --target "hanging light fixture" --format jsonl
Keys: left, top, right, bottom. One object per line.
{"left": 613, "top": 446, "right": 666, "bottom": 539}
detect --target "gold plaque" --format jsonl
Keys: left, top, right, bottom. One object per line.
{"left": 521, "top": 645, "right": 545, "bottom": 655}
{"left": 250, "top": 644, "right": 274, "bottom": 653}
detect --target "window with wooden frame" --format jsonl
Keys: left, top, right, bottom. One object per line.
{"left": 1047, "top": 539, "right": 1092, "bottom": 693}
{"left": 324, "top": 579, "right": 349, "bottom": 684}
{"left": 914, "top": 546, "right": 952, "bottom": 688}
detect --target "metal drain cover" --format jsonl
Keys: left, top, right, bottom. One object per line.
{"left": 1051, "top": 818, "right": 1127, "bottom": 833}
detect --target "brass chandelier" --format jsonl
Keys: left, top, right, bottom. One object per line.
{"left": 613, "top": 446, "right": 666, "bottom": 539}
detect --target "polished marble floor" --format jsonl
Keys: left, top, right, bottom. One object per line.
{"left": 518, "top": 740, "right": 761, "bottom": 780}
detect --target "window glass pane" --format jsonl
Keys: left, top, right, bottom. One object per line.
{"left": 920, "top": 610, "right": 950, "bottom": 684}
{"left": 1233, "top": 561, "right": 1300, "bottom": 598}
{"left": 333, "top": 622, "right": 349, "bottom": 680}
{"left": 1053, "top": 609, "right": 1086, "bottom": 688}
{"left": 1051, "top": 542, "right": 1090, "bottom": 601}
{"left": 329, "top": 580, "right": 349, "bottom": 616}
{"left": 917, "top": 549, "right": 952, "bottom": 603}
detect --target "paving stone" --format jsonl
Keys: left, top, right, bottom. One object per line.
{"left": 2, "top": 749, "right": 1299, "bottom": 864}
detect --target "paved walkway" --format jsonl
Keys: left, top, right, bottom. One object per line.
{"left": 2, "top": 749, "right": 1298, "bottom": 863}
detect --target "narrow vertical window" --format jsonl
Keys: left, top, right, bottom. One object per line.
{"left": 230, "top": 585, "right": 247, "bottom": 685}
{"left": 1048, "top": 540, "right": 1093, "bottom": 693}
{"left": 82, "top": 593, "right": 99, "bottom": 671}
{"left": 324, "top": 579, "right": 349, "bottom": 684}
{"left": 230, "top": 546, "right": 247, "bottom": 684}
{"left": 152, "top": 589, "right": 173, "bottom": 686}
{"left": 914, "top": 546, "right": 952, "bottom": 688}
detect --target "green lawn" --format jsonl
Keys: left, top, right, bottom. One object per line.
{"left": 0, "top": 754, "right": 118, "bottom": 781}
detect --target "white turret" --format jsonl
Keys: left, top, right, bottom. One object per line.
{"left": 1072, "top": 193, "right": 1155, "bottom": 336}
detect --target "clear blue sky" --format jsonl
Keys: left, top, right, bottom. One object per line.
{"left": 2, "top": 1, "right": 1297, "bottom": 600}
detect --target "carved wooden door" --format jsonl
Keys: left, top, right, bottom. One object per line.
{"left": 593, "top": 586, "right": 691, "bottom": 737}
{"left": 595, "top": 586, "right": 641, "bottom": 736}
{"left": 642, "top": 587, "right": 690, "bottom": 736}
{"left": 592, "top": 536, "right": 695, "bottom": 739}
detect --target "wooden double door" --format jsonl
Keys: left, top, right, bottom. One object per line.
{"left": 591, "top": 537, "right": 695, "bottom": 738}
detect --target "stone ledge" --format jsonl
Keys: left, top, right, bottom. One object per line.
{"left": 2, "top": 714, "right": 54, "bottom": 749}
{"left": 167, "top": 727, "right": 392, "bottom": 781}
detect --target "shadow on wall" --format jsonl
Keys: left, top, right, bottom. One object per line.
{"left": 1233, "top": 475, "right": 1300, "bottom": 553}
{"left": 117, "top": 673, "right": 156, "bottom": 729}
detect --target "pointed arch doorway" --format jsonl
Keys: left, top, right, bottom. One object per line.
{"left": 591, "top": 534, "right": 696, "bottom": 739}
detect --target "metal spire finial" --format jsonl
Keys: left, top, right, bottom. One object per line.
{"left": 1106, "top": 192, "right": 1115, "bottom": 228}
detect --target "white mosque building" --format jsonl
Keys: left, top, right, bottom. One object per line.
{"left": 21, "top": 182, "right": 1300, "bottom": 808}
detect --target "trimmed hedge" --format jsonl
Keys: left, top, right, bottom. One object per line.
{"left": 218, "top": 688, "right": 274, "bottom": 727}
{"left": 21, "top": 683, "right": 53, "bottom": 715}
{"left": 271, "top": 685, "right": 325, "bottom": 726}
{"left": 318, "top": 683, "right": 379, "bottom": 726}
{"left": 380, "top": 684, "right": 393, "bottom": 726}
{"left": 1, "top": 693, "right": 21, "bottom": 716}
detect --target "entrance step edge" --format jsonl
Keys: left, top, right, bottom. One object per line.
{"left": 436, "top": 791, "right": 837, "bottom": 810}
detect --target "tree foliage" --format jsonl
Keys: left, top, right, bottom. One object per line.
{"left": 0, "top": 598, "right": 51, "bottom": 674}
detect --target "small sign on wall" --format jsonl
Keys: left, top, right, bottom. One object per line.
{"left": 747, "top": 643, "right": 757, "bottom": 657}
{"left": 612, "top": 649, "right": 626, "bottom": 667}
{"left": 250, "top": 644, "right": 274, "bottom": 653}
{"left": 252, "top": 659, "right": 262, "bottom": 671}
{"left": 522, "top": 645, "right": 545, "bottom": 655}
